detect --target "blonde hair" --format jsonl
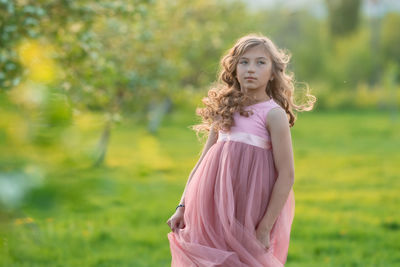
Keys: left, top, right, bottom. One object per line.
{"left": 191, "top": 33, "right": 316, "bottom": 139}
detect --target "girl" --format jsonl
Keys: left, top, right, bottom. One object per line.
{"left": 166, "top": 33, "right": 315, "bottom": 266}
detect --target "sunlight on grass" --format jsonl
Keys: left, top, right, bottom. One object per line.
{"left": 107, "top": 130, "right": 175, "bottom": 171}
{"left": 1, "top": 110, "right": 399, "bottom": 266}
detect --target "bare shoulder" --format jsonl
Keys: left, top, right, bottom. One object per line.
{"left": 265, "top": 106, "right": 294, "bottom": 179}
{"left": 266, "top": 107, "right": 289, "bottom": 132}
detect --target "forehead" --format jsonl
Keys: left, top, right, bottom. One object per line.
{"left": 240, "top": 44, "right": 270, "bottom": 59}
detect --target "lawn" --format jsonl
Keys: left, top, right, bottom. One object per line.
{"left": 0, "top": 106, "right": 399, "bottom": 266}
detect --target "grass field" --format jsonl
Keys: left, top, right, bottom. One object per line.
{"left": 1, "top": 106, "right": 399, "bottom": 266}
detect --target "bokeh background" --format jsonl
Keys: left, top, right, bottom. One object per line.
{"left": 0, "top": 0, "right": 399, "bottom": 266}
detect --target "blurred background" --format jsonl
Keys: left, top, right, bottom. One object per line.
{"left": 0, "top": 0, "right": 399, "bottom": 266}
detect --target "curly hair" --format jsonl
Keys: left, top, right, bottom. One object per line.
{"left": 190, "top": 33, "right": 316, "bottom": 140}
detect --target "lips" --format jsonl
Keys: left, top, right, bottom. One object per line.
{"left": 245, "top": 77, "right": 256, "bottom": 80}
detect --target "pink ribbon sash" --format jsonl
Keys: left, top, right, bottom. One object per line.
{"left": 217, "top": 131, "right": 271, "bottom": 150}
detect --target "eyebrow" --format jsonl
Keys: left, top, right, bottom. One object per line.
{"left": 239, "top": 57, "right": 268, "bottom": 60}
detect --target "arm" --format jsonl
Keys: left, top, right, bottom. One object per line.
{"left": 258, "top": 108, "right": 295, "bottom": 231}
{"left": 176, "top": 123, "right": 219, "bottom": 211}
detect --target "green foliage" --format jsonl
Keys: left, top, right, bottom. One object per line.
{"left": 0, "top": 0, "right": 398, "bottom": 172}
{"left": 32, "top": 92, "right": 73, "bottom": 145}
{"left": 325, "top": 0, "right": 362, "bottom": 37}
{"left": 1, "top": 0, "right": 399, "bottom": 115}
{"left": 327, "top": 28, "right": 374, "bottom": 89}
{"left": 381, "top": 12, "right": 400, "bottom": 65}
{"left": 0, "top": 0, "right": 45, "bottom": 89}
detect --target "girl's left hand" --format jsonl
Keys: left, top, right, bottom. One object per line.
{"left": 255, "top": 226, "right": 271, "bottom": 250}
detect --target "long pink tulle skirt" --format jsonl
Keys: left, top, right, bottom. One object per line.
{"left": 168, "top": 132, "right": 295, "bottom": 266}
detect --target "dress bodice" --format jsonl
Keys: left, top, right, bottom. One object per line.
{"left": 218, "top": 98, "right": 282, "bottom": 140}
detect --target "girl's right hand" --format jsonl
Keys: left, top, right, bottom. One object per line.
{"left": 166, "top": 209, "right": 185, "bottom": 232}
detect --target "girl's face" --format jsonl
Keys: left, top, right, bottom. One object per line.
{"left": 236, "top": 44, "right": 274, "bottom": 94}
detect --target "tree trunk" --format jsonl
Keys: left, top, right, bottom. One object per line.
{"left": 92, "top": 120, "right": 112, "bottom": 167}
{"left": 147, "top": 97, "right": 173, "bottom": 134}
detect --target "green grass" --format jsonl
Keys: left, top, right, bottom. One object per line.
{"left": 0, "top": 107, "right": 399, "bottom": 266}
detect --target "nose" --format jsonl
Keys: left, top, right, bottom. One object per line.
{"left": 246, "top": 62, "right": 255, "bottom": 72}
{"left": 247, "top": 68, "right": 255, "bottom": 75}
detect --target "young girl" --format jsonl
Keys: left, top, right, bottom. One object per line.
{"left": 166, "top": 33, "right": 315, "bottom": 266}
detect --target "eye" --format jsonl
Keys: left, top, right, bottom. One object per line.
{"left": 258, "top": 61, "right": 266, "bottom": 64}
{"left": 239, "top": 61, "right": 247, "bottom": 64}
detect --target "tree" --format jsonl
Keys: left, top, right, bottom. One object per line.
{"left": 325, "top": 0, "right": 362, "bottom": 37}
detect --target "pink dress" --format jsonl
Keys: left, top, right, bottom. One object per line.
{"left": 167, "top": 98, "right": 295, "bottom": 266}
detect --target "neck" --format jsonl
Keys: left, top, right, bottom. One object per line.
{"left": 247, "top": 93, "right": 270, "bottom": 102}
